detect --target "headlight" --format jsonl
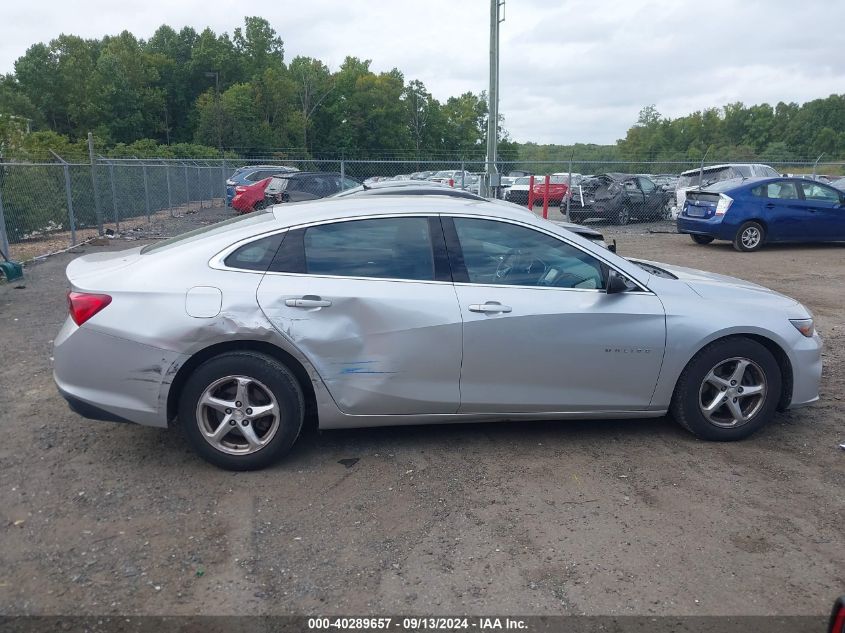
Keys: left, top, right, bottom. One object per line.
{"left": 715, "top": 194, "right": 733, "bottom": 216}
{"left": 790, "top": 318, "right": 815, "bottom": 337}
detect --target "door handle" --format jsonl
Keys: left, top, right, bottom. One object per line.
{"left": 468, "top": 302, "right": 512, "bottom": 314}
{"left": 285, "top": 296, "right": 332, "bottom": 308}
{"left": 765, "top": 203, "right": 775, "bottom": 209}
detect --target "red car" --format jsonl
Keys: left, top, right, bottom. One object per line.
{"left": 231, "top": 177, "right": 272, "bottom": 214}
{"left": 531, "top": 175, "right": 570, "bottom": 204}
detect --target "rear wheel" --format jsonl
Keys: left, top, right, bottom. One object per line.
{"left": 670, "top": 337, "right": 781, "bottom": 441}
{"left": 733, "top": 221, "right": 765, "bottom": 252}
{"left": 179, "top": 352, "right": 304, "bottom": 470}
{"left": 691, "top": 234, "right": 714, "bottom": 245}
{"left": 614, "top": 205, "right": 630, "bottom": 225}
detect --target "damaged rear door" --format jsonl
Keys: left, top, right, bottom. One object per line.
{"left": 256, "top": 216, "right": 462, "bottom": 415}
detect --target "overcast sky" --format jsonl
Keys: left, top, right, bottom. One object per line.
{"left": 1, "top": 0, "right": 843, "bottom": 144}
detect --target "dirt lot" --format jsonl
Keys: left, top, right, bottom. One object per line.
{"left": 0, "top": 205, "right": 843, "bottom": 617}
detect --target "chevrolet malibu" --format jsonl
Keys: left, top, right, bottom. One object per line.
{"left": 54, "top": 196, "right": 822, "bottom": 470}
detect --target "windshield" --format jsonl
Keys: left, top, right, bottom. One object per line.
{"left": 140, "top": 211, "right": 275, "bottom": 254}
{"left": 515, "top": 177, "right": 532, "bottom": 185}
{"left": 433, "top": 170, "right": 452, "bottom": 178}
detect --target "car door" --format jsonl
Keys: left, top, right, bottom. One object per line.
{"left": 256, "top": 216, "right": 463, "bottom": 415}
{"left": 637, "top": 177, "right": 663, "bottom": 217}
{"left": 753, "top": 180, "right": 812, "bottom": 241}
{"left": 444, "top": 216, "right": 666, "bottom": 413}
{"left": 797, "top": 181, "right": 845, "bottom": 241}
{"left": 623, "top": 178, "right": 645, "bottom": 215}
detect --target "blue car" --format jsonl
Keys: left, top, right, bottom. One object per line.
{"left": 225, "top": 165, "right": 298, "bottom": 206}
{"left": 677, "top": 177, "right": 845, "bottom": 252}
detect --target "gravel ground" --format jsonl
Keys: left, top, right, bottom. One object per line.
{"left": 0, "top": 205, "right": 843, "bottom": 617}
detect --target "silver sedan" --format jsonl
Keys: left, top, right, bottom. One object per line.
{"left": 53, "top": 196, "right": 822, "bottom": 470}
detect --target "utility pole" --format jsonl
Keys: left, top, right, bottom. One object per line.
{"left": 485, "top": 0, "right": 504, "bottom": 198}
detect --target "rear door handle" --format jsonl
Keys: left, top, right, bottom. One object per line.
{"left": 285, "top": 296, "right": 332, "bottom": 308}
{"left": 468, "top": 301, "right": 512, "bottom": 314}
{"left": 765, "top": 203, "right": 775, "bottom": 209}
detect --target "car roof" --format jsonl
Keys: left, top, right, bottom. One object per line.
{"left": 236, "top": 165, "right": 296, "bottom": 172}
{"left": 679, "top": 163, "right": 773, "bottom": 176}
{"left": 270, "top": 193, "right": 539, "bottom": 228}
{"left": 699, "top": 176, "right": 789, "bottom": 192}
{"left": 272, "top": 171, "right": 342, "bottom": 178}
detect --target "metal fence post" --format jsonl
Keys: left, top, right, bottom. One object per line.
{"left": 340, "top": 158, "right": 345, "bottom": 183}
{"left": 88, "top": 133, "right": 103, "bottom": 235}
{"left": 51, "top": 151, "right": 77, "bottom": 246}
{"left": 0, "top": 184, "right": 9, "bottom": 256}
{"left": 165, "top": 162, "right": 173, "bottom": 217}
{"left": 221, "top": 158, "right": 227, "bottom": 201}
{"left": 184, "top": 164, "right": 190, "bottom": 206}
{"left": 142, "top": 161, "right": 151, "bottom": 221}
{"left": 109, "top": 162, "right": 120, "bottom": 232}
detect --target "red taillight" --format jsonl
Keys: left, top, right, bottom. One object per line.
{"left": 830, "top": 597, "right": 845, "bottom": 633}
{"left": 67, "top": 291, "right": 112, "bottom": 326}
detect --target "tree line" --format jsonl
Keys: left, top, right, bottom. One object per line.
{"left": 0, "top": 17, "right": 516, "bottom": 161}
{"left": 0, "top": 16, "right": 843, "bottom": 166}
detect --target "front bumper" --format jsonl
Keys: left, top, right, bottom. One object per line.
{"left": 787, "top": 332, "right": 823, "bottom": 409}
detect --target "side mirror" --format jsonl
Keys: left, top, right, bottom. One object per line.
{"left": 606, "top": 270, "right": 629, "bottom": 294}
{"left": 608, "top": 239, "right": 617, "bottom": 254}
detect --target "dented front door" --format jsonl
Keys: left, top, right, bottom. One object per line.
{"left": 256, "top": 274, "right": 462, "bottom": 415}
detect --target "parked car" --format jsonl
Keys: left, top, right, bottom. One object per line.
{"left": 231, "top": 177, "right": 273, "bottom": 213}
{"left": 232, "top": 172, "right": 359, "bottom": 213}
{"left": 531, "top": 174, "right": 579, "bottom": 204}
{"left": 672, "top": 164, "right": 779, "bottom": 218}
{"left": 504, "top": 175, "right": 537, "bottom": 205}
{"left": 55, "top": 195, "right": 821, "bottom": 470}
{"left": 430, "top": 170, "right": 472, "bottom": 185}
{"left": 677, "top": 176, "right": 845, "bottom": 251}
{"left": 829, "top": 177, "right": 845, "bottom": 192}
{"left": 569, "top": 174, "right": 671, "bottom": 224}
{"left": 410, "top": 171, "right": 436, "bottom": 180}
{"left": 226, "top": 165, "right": 298, "bottom": 206}
{"left": 265, "top": 172, "right": 359, "bottom": 204}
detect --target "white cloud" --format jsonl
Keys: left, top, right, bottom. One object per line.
{"left": 1, "top": 0, "right": 843, "bottom": 144}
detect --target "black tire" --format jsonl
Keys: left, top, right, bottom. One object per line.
{"left": 691, "top": 234, "right": 714, "bottom": 245}
{"left": 253, "top": 200, "right": 268, "bottom": 211}
{"left": 670, "top": 337, "right": 781, "bottom": 441}
{"left": 179, "top": 351, "right": 304, "bottom": 470}
{"left": 733, "top": 221, "right": 765, "bottom": 252}
{"left": 614, "top": 205, "right": 630, "bottom": 225}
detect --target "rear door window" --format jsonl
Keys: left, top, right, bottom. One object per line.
{"left": 766, "top": 181, "right": 799, "bottom": 199}
{"left": 303, "top": 218, "right": 435, "bottom": 281}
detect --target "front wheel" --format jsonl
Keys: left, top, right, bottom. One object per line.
{"left": 733, "top": 221, "right": 765, "bottom": 252}
{"left": 691, "top": 234, "right": 714, "bottom": 245}
{"left": 670, "top": 337, "right": 781, "bottom": 441}
{"left": 179, "top": 352, "right": 304, "bottom": 470}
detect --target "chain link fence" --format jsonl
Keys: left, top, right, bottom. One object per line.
{"left": 2, "top": 155, "right": 844, "bottom": 261}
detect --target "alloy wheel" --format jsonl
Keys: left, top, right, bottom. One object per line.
{"left": 196, "top": 375, "right": 281, "bottom": 455}
{"left": 698, "top": 357, "right": 767, "bottom": 428}
{"left": 741, "top": 226, "right": 762, "bottom": 249}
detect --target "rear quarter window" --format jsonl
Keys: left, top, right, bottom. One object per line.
{"left": 224, "top": 233, "right": 285, "bottom": 271}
